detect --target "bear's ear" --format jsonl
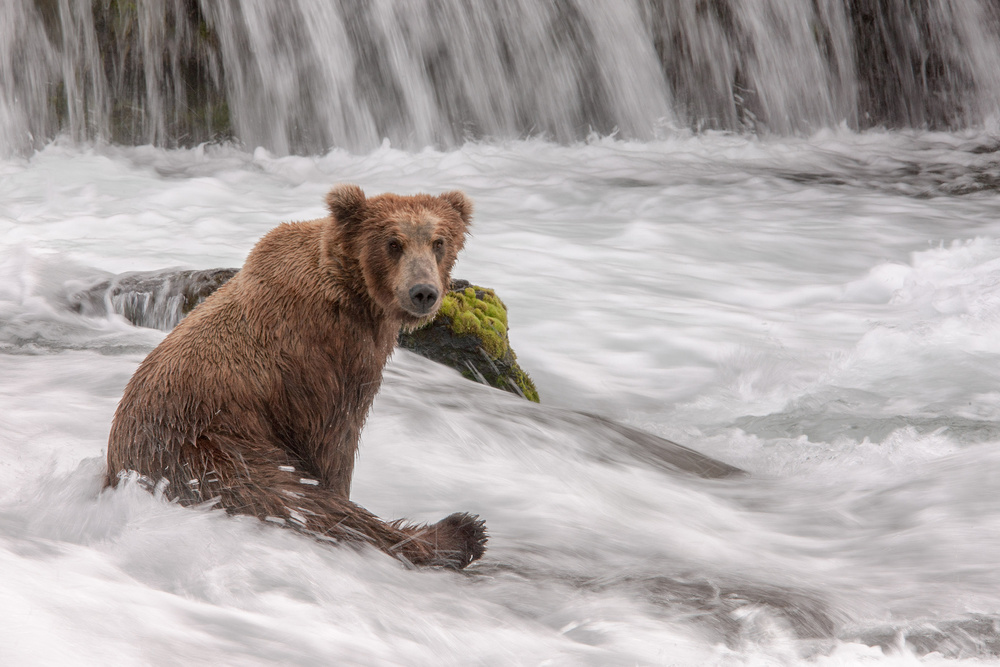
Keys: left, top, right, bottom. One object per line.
{"left": 439, "top": 190, "right": 473, "bottom": 225}
{"left": 326, "top": 184, "right": 366, "bottom": 225}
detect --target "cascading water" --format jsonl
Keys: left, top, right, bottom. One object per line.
{"left": 3, "top": 0, "right": 1000, "bottom": 155}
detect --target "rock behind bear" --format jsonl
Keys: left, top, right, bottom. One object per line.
{"left": 106, "top": 185, "right": 487, "bottom": 569}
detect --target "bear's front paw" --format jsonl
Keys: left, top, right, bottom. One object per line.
{"left": 430, "top": 512, "right": 488, "bottom": 569}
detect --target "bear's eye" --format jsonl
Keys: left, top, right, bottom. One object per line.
{"left": 387, "top": 239, "right": 403, "bottom": 256}
{"left": 432, "top": 239, "right": 445, "bottom": 253}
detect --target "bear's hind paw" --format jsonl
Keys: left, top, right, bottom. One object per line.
{"left": 431, "top": 512, "right": 488, "bottom": 570}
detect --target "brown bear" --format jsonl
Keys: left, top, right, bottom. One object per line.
{"left": 106, "top": 185, "right": 486, "bottom": 569}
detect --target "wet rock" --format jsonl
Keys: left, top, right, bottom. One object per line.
{"left": 581, "top": 413, "right": 743, "bottom": 479}
{"left": 70, "top": 269, "right": 539, "bottom": 401}
{"left": 849, "top": 614, "right": 1000, "bottom": 659}
{"left": 398, "top": 280, "right": 539, "bottom": 402}
{"left": 70, "top": 268, "right": 238, "bottom": 331}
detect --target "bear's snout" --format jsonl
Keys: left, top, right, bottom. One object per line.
{"left": 408, "top": 283, "right": 440, "bottom": 314}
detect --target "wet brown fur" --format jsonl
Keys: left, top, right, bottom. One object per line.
{"left": 105, "top": 185, "right": 486, "bottom": 569}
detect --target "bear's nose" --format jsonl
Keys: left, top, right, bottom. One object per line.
{"left": 408, "top": 284, "right": 440, "bottom": 313}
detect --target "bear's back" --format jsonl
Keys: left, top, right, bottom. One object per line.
{"left": 106, "top": 219, "right": 394, "bottom": 493}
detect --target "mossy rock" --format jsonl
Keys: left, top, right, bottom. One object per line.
{"left": 73, "top": 270, "right": 539, "bottom": 401}
{"left": 398, "top": 280, "right": 540, "bottom": 402}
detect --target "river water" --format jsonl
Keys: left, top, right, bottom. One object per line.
{"left": 1, "top": 130, "right": 1000, "bottom": 664}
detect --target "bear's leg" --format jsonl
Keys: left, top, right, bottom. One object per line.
{"left": 225, "top": 479, "right": 487, "bottom": 569}
{"left": 390, "top": 512, "right": 488, "bottom": 569}
{"left": 153, "top": 438, "right": 487, "bottom": 569}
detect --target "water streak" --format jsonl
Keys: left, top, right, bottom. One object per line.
{"left": 3, "top": 0, "right": 1000, "bottom": 154}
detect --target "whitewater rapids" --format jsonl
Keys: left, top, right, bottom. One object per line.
{"left": 2, "top": 131, "right": 1000, "bottom": 664}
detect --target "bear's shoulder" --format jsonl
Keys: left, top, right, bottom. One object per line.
{"left": 244, "top": 219, "right": 325, "bottom": 273}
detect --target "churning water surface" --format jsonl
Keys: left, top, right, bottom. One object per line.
{"left": 2, "top": 131, "right": 1000, "bottom": 664}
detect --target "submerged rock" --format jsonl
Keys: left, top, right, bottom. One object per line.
{"left": 70, "top": 269, "right": 539, "bottom": 401}
{"left": 70, "top": 268, "right": 239, "bottom": 331}
{"left": 849, "top": 614, "right": 1000, "bottom": 659}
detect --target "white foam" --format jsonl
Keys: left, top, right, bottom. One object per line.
{"left": 2, "top": 132, "right": 1000, "bottom": 663}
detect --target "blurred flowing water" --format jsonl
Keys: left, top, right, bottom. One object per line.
{"left": 2, "top": 2, "right": 1000, "bottom": 665}
{"left": 3, "top": 0, "right": 1000, "bottom": 153}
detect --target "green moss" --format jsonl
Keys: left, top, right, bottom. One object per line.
{"left": 511, "top": 366, "right": 540, "bottom": 403}
{"left": 438, "top": 286, "right": 510, "bottom": 359}
{"left": 422, "top": 284, "right": 539, "bottom": 402}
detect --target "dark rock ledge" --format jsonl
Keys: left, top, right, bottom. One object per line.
{"left": 70, "top": 268, "right": 539, "bottom": 402}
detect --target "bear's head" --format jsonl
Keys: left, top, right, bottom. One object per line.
{"left": 323, "top": 184, "right": 472, "bottom": 327}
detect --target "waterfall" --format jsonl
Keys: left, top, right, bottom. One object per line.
{"left": 3, "top": 0, "right": 1000, "bottom": 155}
